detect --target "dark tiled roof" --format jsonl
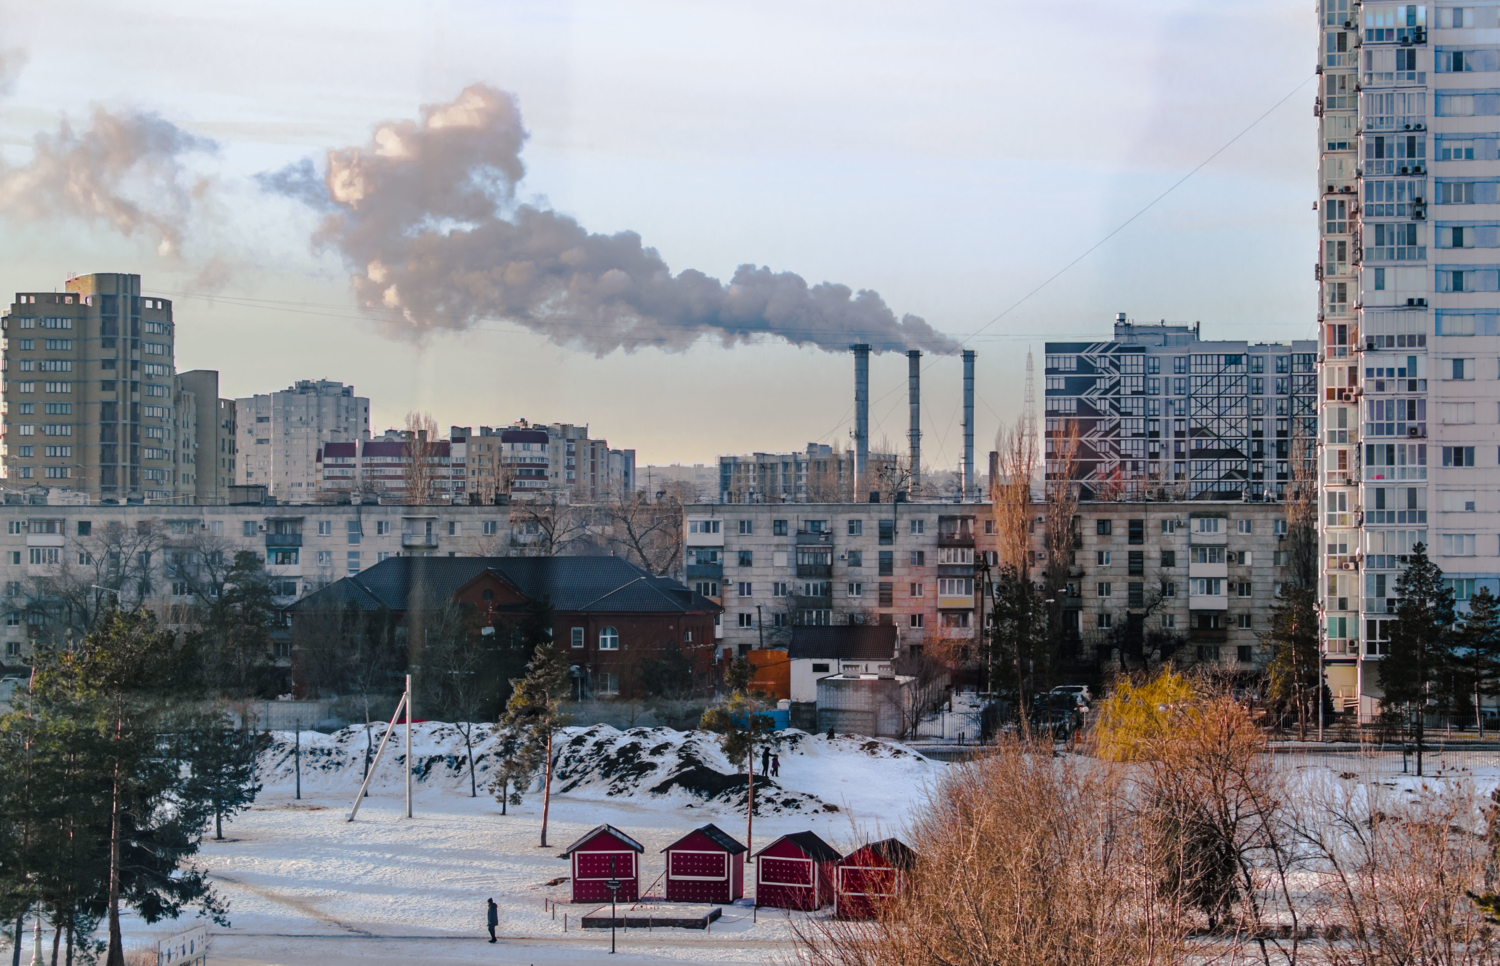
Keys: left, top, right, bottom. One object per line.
{"left": 662, "top": 823, "right": 746, "bottom": 855}
{"left": 847, "top": 838, "right": 917, "bottom": 869}
{"left": 754, "top": 830, "right": 841, "bottom": 863}
{"left": 788, "top": 625, "right": 898, "bottom": 662}
{"left": 561, "top": 823, "right": 645, "bottom": 855}
{"left": 291, "top": 555, "right": 721, "bottom": 616}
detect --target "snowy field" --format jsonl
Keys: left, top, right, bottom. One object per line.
{"left": 127, "top": 724, "right": 945, "bottom": 966}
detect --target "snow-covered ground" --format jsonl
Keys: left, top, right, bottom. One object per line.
{"left": 123, "top": 724, "right": 945, "bottom": 966}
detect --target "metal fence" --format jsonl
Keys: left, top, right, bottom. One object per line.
{"left": 1265, "top": 743, "right": 1500, "bottom": 777}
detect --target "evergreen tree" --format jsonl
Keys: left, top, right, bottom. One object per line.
{"left": 1378, "top": 543, "right": 1456, "bottom": 776}
{"left": 500, "top": 644, "right": 570, "bottom": 847}
{"left": 179, "top": 721, "right": 266, "bottom": 840}
{"left": 489, "top": 722, "right": 538, "bottom": 817}
{"left": 1453, "top": 587, "right": 1500, "bottom": 732}
{"left": 1260, "top": 584, "right": 1321, "bottom": 739}
{"left": 700, "top": 658, "right": 776, "bottom": 854}
{"left": 988, "top": 565, "right": 1049, "bottom": 725}
{"left": 187, "top": 550, "right": 281, "bottom": 698}
{"left": 30, "top": 609, "right": 228, "bottom": 966}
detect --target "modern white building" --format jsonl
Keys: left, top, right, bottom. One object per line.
{"left": 234, "top": 380, "right": 370, "bottom": 500}
{"left": 1317, "top": 1, "right": 1500, "bottom": 717}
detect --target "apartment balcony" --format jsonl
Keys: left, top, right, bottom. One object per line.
{"left": 685, "top": 563, "right": 723, "bottom": 580}
{"left": 402, "top": 532, "right": 440, "bottom": 549}
{"left": 795, "top": 531, "right": 833, "bottom": 546}
{"left": 265, "top": 532, "right": 302, "bottom": 548}
{"left": 937, "top": 533, "right": 975, "bottom": 548}
{"left": 796, "top": 563, "right": 833, "bottom": 578}
{"left": 1190, "top": 627, "right": 1228, "bottom": 644}
{"left": 792, "top": 593, "right": 832, "bottom": 609}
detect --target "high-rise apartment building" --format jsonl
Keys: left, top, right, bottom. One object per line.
{"left": 235, "top": 380, "right": 369, "bottom": 500}
{"left": 1315, "top": 1, "right": 1500, "bottom": 717}
{"left": 176, "top": 369, "right": 237, "bottom": 503}
{"left": 719, "top": 444, "right": 860, "bottom": 504}
{"left": 1044, "top": 319, "right": 1317, "bottom": 501}
{"left": 1, "top": 273, "right": 189, "bottom": 503}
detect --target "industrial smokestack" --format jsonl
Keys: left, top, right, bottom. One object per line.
{"left": 962, "top": 350, "right": 975, "bottom": 502}
{"left": 908, "top": 350, "right": 922, "bottom": 492}
{"left": 852, "top": 344, "right": 870, "bottom": 494}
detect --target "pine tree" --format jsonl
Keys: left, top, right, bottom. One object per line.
{"left": 500, "top": 644, "right": 570, "bottom": 847}
{"left": 29, "top": 609, "right": 228, "bottom": 966}
{"left": 1378, "top": 543, "right": 1456, "bottom": 776}
{"left": 1261, "top": 584, "right": 1320, "bottom": 739}
{"left": 700, "top": 658, "right": 776, "bottom": 855}
{"left": 179, "top": 720, "right": 266, "bottom": 840}
{"left": 1453, "top": 587, "right": 1500, "bottom": 733}
{"left": 489, "top": 722, "right": 538, "bottom": 816}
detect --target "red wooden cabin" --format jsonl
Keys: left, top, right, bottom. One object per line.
{"left": 661, "top": 823, "right": 747, "bottom": 904}
{"left": 561, "top": 824, "right": 644, "bottom": 903}
{"left": 752, "top": 831, "right": 841, "bottom": 909}
{"left": 835, "top": 838, "right": 916, "bottom": 919}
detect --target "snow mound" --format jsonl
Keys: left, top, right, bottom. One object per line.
{"left": 255, "top": 721, "right": 942, "bottom": 816}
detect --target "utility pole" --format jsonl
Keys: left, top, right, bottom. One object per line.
{"left": 756, "top": 605, "right": 763, "bottom": 650}
{"left": 294, "top": 719, "right": 301, "bottom": 800}
{"left": 405, "top": 673, "right": 413, "bottom": 818}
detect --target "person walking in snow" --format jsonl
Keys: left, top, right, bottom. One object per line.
{"left": 770, "top": 753, "right": 780, "bottom": 778}
{"left": 761, "top": 745, "right": 770, "bottom": 776}
{"left": 826, "top": 724, "right": 835, "bottom": 740}
{"left": 486, "top": 898, "right": 498, "bottom": 942}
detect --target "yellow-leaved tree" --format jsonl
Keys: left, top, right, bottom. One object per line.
{"left": 1092, "top": 670, "right": 1194, "bottom": 762}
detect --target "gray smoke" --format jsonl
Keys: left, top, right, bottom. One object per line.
{"left": 261, "top": 84, "right": 955, "bottom": 354}
{"left": 0, "top": 103, "right": 215, "bottom": 257}
{"left": 0, "top": 47, "right": 26, "bottom": 96}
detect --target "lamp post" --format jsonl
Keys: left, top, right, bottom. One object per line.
{"left": 605, "top": 855, "right": 621, "bottom": 955}
{"left": 973, "top": 555, "right": 992, "bottom": 693}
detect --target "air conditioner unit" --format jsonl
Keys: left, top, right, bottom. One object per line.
{"left": 1408, "top": 427, "right": 1420, "bottom": 437}
{"left": 1400, "top": 166, "right": 1410, "bottom": 173}
{"left": 1407, "top": 298, "right": 1417, "bottom": 306}
{"left": 1404, "top": 124, "right": 1412, "bottom": 131}
{"left": 1417, "top": 297, "right": 1427, "bottom": 306}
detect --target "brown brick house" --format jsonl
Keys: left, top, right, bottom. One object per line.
{"left": 290, "top": 555, "right": 722, "bottom": 698}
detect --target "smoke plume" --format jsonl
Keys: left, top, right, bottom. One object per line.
{"left": 0, "top": 105, "right": 216, "bottom": 257}
{"left": 262, "top": 84, "right": 955, "bottom": 354}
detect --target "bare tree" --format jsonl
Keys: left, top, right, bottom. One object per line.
{"left": 990, "top": 415, "right": 1037, "bottom": 574}
{"left": 22, "top": 519, "right": 171, "bottom": 645}
{"left": 508, "top": 490, "right": 588, "bottom": 557}
{"left": 413, "top": 601, "right": 493, "bottom": 797}
{"left": 402, "top": 411, "right": 439, "bottom": 505}
{"left": 602, "top": 481, "right": 686, "bottom": 576}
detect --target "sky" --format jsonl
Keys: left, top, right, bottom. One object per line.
{"left": 0, "top": 0, "right": 1317, "bottom": 468}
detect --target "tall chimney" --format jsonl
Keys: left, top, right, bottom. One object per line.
{"left": 907, "top": 350, "right": 922, "bottom": 492}
{"left": 962, "top": 349, "right": 976, "bottom": 501}
{"left": 852, "top": 344, "right": 870, "bottom": 494}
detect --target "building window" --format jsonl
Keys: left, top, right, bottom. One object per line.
{"left": 878, "top": 551, "right": 893, "bottom": 575}
{"left": 909, "top": 613, "right": 924, "bottom": 628}
{"left": 377, "top": 520, "right": 391, "bottom": 535}
{"left": 878, "top": 583, "right": 894, "bottom": 607}
{"left": 1443, "top": 446, "right": 1476, "bottom": 467}
{"left": 738, "top": 582, "right": 752, "bottom": 597}
{"left": 1096, "top": 551, "right": 1111, "bottom": 566}
{"left": 909, "top": 582, "right": 924, "bottom": 597}
{"left": 1161, "top": 550, "right": 1176, "bottom": 567}
{"left": 847, "top": 582, "right": 863, "bottom": 597}
{"left": 1097, "top": 582, "right": 1112, "bottom": 597}
{"left": 1097, "top": 520, "right": 1112, "bottom": 535}
{"left": 599, "top": 627, "right": 619, "bottom": 650}
{"left": 1441, "top": 533, "right": 1477, "bottom": 556}
{"left": 1161, "top": 520, "right": 1178, "bottom": 533}
{"left": 738, "top": 550, "right": 753, "bottom": 566}
{"left": 1161, "top": 581, "right": 1177, "bottom": 598}
{"left": 243, "top": 521, "right": 257, "bottom": 537}
{"left": 1236, "top": 582, "right": 1252, "bottom": 597}
{"left": 909, "top": 519, "right": 924, "bottom": 534}
{"left": 878, "top": 520, "right": 894, "bottom": 545}
{"left": 739, "top": 520, "right": 753, "bottom": 534}
{"left": 1237, "top": 520, "right": 1253, "bottom": 534}
{"left": 1237, "top": 614, "right": 1253, "bottom": 629}
{"left": 909, "top": 551, "right": 925, "bottom": 566}
{"left": 847, "top": 550, "right": 862, "bottom": 568}
{"left": 318, "top": 520, "right": 332, "bottom": 535}
{"left": 347, "top": 551, "right": 360, "bottom": 572}
{"left": 772, "top": 582, "right": 788, "bottom": 597}
{"left": 773, "top": 519, "right": 788, "bottom": 536}
{"left": 847, "top": 519, "right": 862, "bottom": 536}
{"left": 737, "top": 613, "right": 754, "bottom": 627}
{"left": 1097, "top": 613, "right": 1112, "bottom": 629}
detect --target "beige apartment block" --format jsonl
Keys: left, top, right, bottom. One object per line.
{"left": 0, "top": 500, "right": 515, "bottom": 667}
{"left": 686, "top": 499, "right": 1297, "bottom": 675}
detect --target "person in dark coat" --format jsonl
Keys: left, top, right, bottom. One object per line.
{"left": 770, "top": 753, "right": 780, "bottom": 777}
{"left": 761, "top": 745, "right": 770, "bottom": 775}
{"left": 486, "top": 898, "right": 498, "bottom": 942}
{"left": 826, "top": 724, "right": 835, "bottom": 740}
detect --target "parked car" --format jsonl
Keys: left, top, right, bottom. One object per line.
{"left": 1049, "top": 685, "right": 1092, "bottom": 708}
